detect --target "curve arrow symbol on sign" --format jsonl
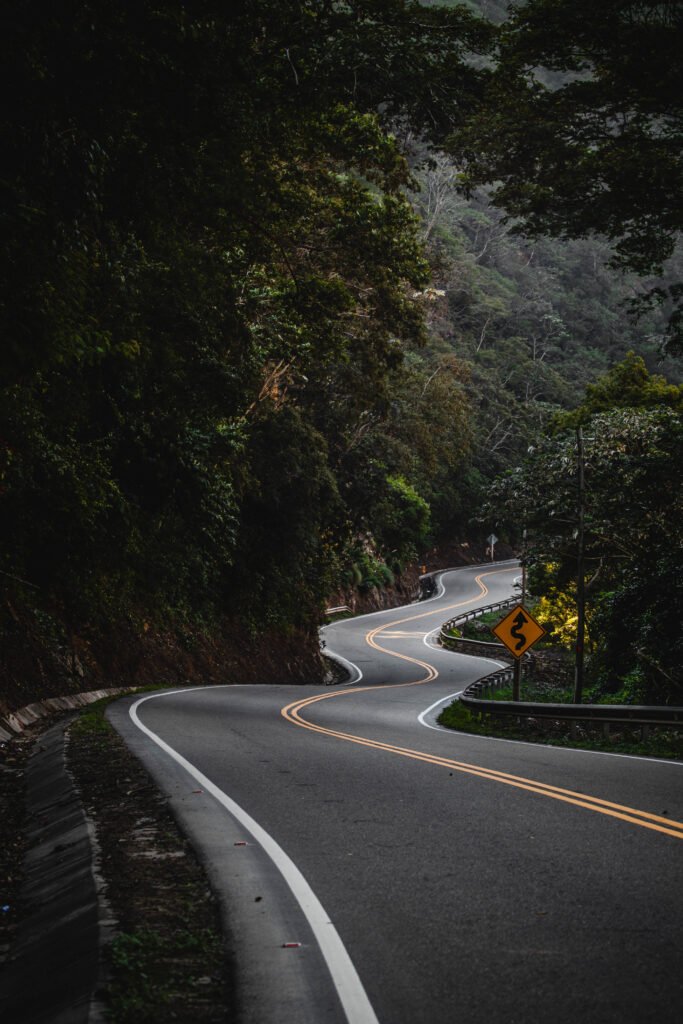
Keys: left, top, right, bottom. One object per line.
{"left": 510, "top": 610, "right": 528, "bottom": 651}
{"left": 492, "top": 603, "right": 546, "bottom": 658}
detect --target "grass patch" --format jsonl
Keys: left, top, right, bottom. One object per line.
{"left": 447, "top": 603, "right": 559, "bottom": 651}
{"left": 438, "top": 697, "right": 683, "bottom": 759}
{"left": 469, "top": 609, "right": 505, "bottom": 629}
{"left": 108, "top": 928, "right": 224, "bottom": 1023}
{"left": 68, "top": 684, "right": 181, "bottom": 737}
{"left": 446, "top": 609, "right": 503, "bottom": 641}
{"left": 489, "top": 680, "right": 574, "bottom": 703}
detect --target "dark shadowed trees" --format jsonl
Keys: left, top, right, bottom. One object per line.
{"left": 448, "top": 0, "right": 683, "bottom": 350}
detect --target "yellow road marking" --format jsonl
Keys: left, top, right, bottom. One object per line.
{"left": 380, "top": 631, "right": 431, "bottom": 639}
{"left": 281, "top": 567, "right": 683, "bottom": 841}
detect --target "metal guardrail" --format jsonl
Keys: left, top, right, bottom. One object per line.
{"left": 460, "top": 672, "right": 683, "bottom": 739}
{"left": 440, "top": 597, "right": 522, "bottom": 662}
{"left": 441, "top": 634, "right": 515, "bottom": 661}
{"left": 440, "top": 602, "right": 683, "bottom": 738}
{"left": 441, "top": 597, "right": 516, "bottom": 637}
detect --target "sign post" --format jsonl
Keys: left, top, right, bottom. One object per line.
{"left": 486, "top": 533, "right": 498, "bottom": 561}
{"left": 492, "top": 604, "right": 546, "bottom": 701}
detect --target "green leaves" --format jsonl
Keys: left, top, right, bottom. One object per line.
{"left": 491, "top": 394, "right": 683, "bottom": 701}
{"left": 553, "top": 352, "right": 683, "bottom": 430}
{"left": 447, "top": 0, "right": 683, "bottom": 346}
{"left": 3, "top": 1, "right": 490, "bottom": 639}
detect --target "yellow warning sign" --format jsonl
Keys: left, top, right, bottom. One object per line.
{"left": 492, "top": 604, "right": 546, "bottom": 659}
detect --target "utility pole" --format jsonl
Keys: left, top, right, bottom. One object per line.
{"left": 574, "top": 426, "right": 586, "bottom": 704}
{"left": 512, "top": 528, "right": 528, "bottom": 703}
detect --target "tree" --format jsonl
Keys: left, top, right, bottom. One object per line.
{"left": 448, "top": 0, "right": 683, "bottom": 350}
{"left": 491, "top": 405, "right": 683, "bottom": 702}
{"left": 553, "top": 351, "right": 683, "bottom": 429}
{"left": 0, "top": 1, "right": 491, "bottom": 648}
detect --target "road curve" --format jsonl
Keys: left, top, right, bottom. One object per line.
{"left": 108, "top": 562, "right": 683, "bottom": 1024}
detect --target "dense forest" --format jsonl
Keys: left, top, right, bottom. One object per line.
{"left": 2, "top": 1, "right": 681, "bottom": 707}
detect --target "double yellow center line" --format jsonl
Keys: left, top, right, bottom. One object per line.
{"left": 281, "top": 569, "right": 683, "bottom": 841}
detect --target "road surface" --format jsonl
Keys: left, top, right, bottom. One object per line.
{"left": 109, "top": 562, "right": 683, "bottom": 1024}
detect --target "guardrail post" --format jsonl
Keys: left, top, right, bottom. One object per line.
{"left": 602, "top": 722, "right": 610, "bottom": 740}
{"left": 641, "top": 725, "right": 649, "bottom": 742}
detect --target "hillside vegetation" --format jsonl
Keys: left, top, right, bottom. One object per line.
{"left": 1, "top": 1, "right": 681, "bottom": 708}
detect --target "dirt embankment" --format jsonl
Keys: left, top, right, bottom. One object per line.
{"left": 0, "top": 614, "right": 326, "bottom": 717}
{"left": 2, "top": 540, "right": 517, "bottom": 715}
{"left": 327, "top": 539, "right": 516, "bottom": 616}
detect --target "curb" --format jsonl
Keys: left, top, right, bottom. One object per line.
{"left": 0, "top": 689, "right": 136, "bottom": 744}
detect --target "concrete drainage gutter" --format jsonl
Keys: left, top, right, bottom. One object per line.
{"left": 0, "top": 688, "right": 136, "bottom": 1023}
{"left": 0, "top": 719, "right": 104, "bottom": 1023}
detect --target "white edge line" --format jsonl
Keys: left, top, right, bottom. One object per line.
{"left": 325, "top": 571, "right": 678, "bottom": 764}
{"left": 319, "top": 567, "right": 458, "bottom": 679}
{"left": 417, "top": 687, "right": 683, "bottom": 767}
{"left": 423, "top": 627, "right": 441, "bottom": 650}
{"left": 322, "top": 561, "right": 519, "bottom": 670}
{"left": 321, "top": 647, "right": 363, "bottom": 686}
{"left": 322, "top": 563, "right": 515, "bottom": 681}
{"left": 418, "top": 691, "right": 465, "bottom": 730}
{"left": 417, "top": 596, "right": 682, "bottom": 766}
{"left": 320, "top": 561, "right": 518, "bottom": 629}
{"left": 129, "top": 690, "right": 380, "bottom": 1024}
{"left": 411, "top": 593, "right": 683, "bottom": 770}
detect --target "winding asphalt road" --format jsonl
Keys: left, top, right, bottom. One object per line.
{"left": 108, "top": 562, "right": 683, "bottom": 1024}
